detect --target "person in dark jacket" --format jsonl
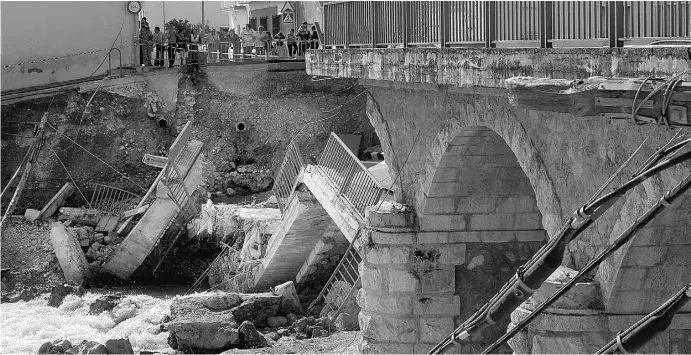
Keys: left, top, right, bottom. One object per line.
{"left": 297, "top": 22, "right": 310, "bottom": 56}
{"left": 310, "top": 25, "right": 319, "bottom": 49}
{"left": 166, "top": 25, "right": 177, "bottom": 68}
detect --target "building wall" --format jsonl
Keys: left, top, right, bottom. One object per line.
{"left": 1, "top": 1, "right": 138, "bottom": 92}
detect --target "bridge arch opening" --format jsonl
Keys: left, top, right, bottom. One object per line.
{"left": 420, "top": 125, "right": 549, "bottom": 352}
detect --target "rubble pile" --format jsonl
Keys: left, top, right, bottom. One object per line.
{"left": 211, "top": 164, "right": 274, "bottom": 197}
{"left": 165, "top": 288, "right": 357, "bottom": 354}
{"left": 68, "top": 226, "right": 123, "bottom": 275}
{"left": 187, "top": 201, "right": 281, "bottom": 292}
{"left": 37, "top": 338, "right": 135, "bottom": 354}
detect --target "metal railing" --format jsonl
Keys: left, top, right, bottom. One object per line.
{"left": 318, "top": 133, "right": 386, "bottom": 217}
{"left": 90, "top": 184, "right": 141, "bottom": 215}
{"left": 272, "top": 140, "right": 304, "bottom": 214}
{"left": 323, "top": 1, "right": 691, "bottom": 49}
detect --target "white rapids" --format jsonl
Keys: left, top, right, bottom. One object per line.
{"left": 0, "top": 292, "right": 175, "bottom": 354}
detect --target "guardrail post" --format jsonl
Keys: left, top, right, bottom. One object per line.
{"left": 402, "top": 1, "right": 409, "bottom": 48}
{"left": 371, "top": 2, "right": 377, "bottom": 48}
{"left": 484, "top": 1, "right": 496, "bottom": 48}
{"left": 344, "top": 2, "right": 350, "bottom": 48}
{"left": 540, "top": 1, "right": 553, "bottom": 48}
{"left": 439, "top": 1, "right": 447, "bottom": 48}
{"left": 340, "top": 160, "right": 358, "bottom": 195}
{"left": 608, "top": 1, "right": 624, "bottom": 47}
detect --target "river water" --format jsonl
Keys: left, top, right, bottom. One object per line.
{"left": 0, "top": 290, "right": 184, "bottom": 354}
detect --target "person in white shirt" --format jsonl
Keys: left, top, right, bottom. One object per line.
{"left": 240, "top": 24, "right": 254, "bottom": 57}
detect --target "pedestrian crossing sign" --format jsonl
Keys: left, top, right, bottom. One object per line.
{"left": 283, "top": 12, "right": 294, "bottom": 24}
{"left": 281, "top": 1, "right": 294, "bottom": 13}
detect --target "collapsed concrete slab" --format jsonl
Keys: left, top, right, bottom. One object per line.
{"left": 49, "top": 223, "right": 91, "bottom": 284}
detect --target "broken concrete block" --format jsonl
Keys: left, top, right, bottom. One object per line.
{"left": 334, "top": 313, "right": 359, "bottom": 331}
{"left": 167, "top": 296, "right": 240, "bottom": 352}
{"left": 50, "top": 223, "right": 92, "bottom": 283}
{"left": 58, "top": 207, "right": 101, "bottom": 226}
{"left": 24, "top": 209, "right": 41, "bottom": 222}
{"left": 38, "top": 183, "right": 75, "bottom": 219}
{"left": 273, "top": 281, "right": 303, "bottom": 315}
{"left": 204, "top": 293, "right": 242, "bottom": 311}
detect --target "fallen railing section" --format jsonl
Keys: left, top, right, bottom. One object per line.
{"left": 90, "top": 184, "right": 140, "bottom": 216}
{"left": 272, "top": 141, "right": 304, "bottom": 214}
{"left": 319, "top": 132, "right": 385, "bottom": 217}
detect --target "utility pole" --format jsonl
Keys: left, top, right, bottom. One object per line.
{"left": 162, "top": 1, "right": 166, "bottom": 26}
{"left": 201, "top": 1, "right": 205, "bottom": 28}
{"left": 1, "top": 112, "right": 50, "bottom": 227}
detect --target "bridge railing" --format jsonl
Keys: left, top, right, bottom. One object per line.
{"left": 272, "top": 140, "right": 305, "bottom": 214}
{"left": 318, "top": 133, "right": 386, "bottom": 217}
{"left": 323, "top": 1, "right": 690, "bottom": 49}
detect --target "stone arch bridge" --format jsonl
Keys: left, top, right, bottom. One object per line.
{"left": 305, "top": 46, "right": 691, "bottom": 354}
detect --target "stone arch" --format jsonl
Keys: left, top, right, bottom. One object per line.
{"left": 417, "top": 125, "right": 555, "bottom": 353}
{"left": 599, "top": 175, "right": 691, "bottom": 315}
{"left": 422, "top": 126, "right": 547, "bottom": 238}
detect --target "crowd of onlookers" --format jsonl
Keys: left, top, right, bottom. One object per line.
{"left": 138, "top": 17, "right": 321, "bottom": 67}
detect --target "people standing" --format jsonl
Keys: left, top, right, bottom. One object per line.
{"left": 240, "top": 24, "right": 254, "bottom": 58}
{"left": 153, "top": 26, "right": 165, "bottom": 67}
{"left": 228, "top": 29, "right": 241, "bottom": 60}
{"left": 310, "top": 25, "right": 320, "bottom": 50}
{"left": 166, "top": 24, "right": 177, "bottom": 68}
{"left": 274, "top": 32, "right": 286, "bottom": 57}
{"left": 139, "top": 24, "right": 153, "bottom": 66}
{"left": 297, "top": 22, "right": 310, "bottom": 56}
{"left": 177, "top": 28, "right": 187, "bottom": 66}
{"left": 254, "top": 26, "right": 266, "bottom": 56}
{"left": 189, "top": 28, "right": 201, "bottom": 64}
{"left": 208, "top": 28, "right": 220, "bottom": 62}
{"left": 286, "top": 29, "right": 298, "bottom": 58}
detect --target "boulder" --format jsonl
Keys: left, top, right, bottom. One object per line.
{"left": 238, "top": 321, "right": 268, "bottom": 349}
{"left": 37, "top": 342, "right": 53, "bottom": 354}
{"left": 317, "top": 316, "right": 330, "bottom": 329}
{"left": 277, "top": 328, "right": 289, "bottom": 336}
{"left": 334, "top": 313, "right": 359, "bottom": 331}
{"left": 89, "top": 295, "right": 122, "bottom": 315}
{"left": 204, "top": 293, "right": 242, "bottom": 311}
{"left": 105, "top": 338, "right": 134, "bottom": 354}
{"left": 37, "top": 339, "right": 72, "bottom": 353}
{"left": 19, "top": 288, "right": 35, "bottom": 302}
{"left": 267, "top": 316, "right": 288, "bottom": 328}
{"left": 167, "top": 296, "right": 240, "bottom": 352}
{"left": 312, "top": 328, "right": 328, "bottom": 338}
{"left": 72, "top": 340, "right": 107, "bottom": 354}
{"left": 231, "top": 293, "right": 281, "bottom": 327}
{"left": 48, "top": 284, "right": 85, "bottom": 307}
{"left": 273, "top": 281, "right": 303, "bottom": 315}
{"left": 265, "top": 332, "right": 280, "bottom": 341}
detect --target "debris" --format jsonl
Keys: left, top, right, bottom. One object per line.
{"left": 57, "top": 207, "right": 101, "bottom": 226}
{"left": 49, "top": 223, "right": 92, "bottom": 284}
{"left": 273, "top": 281, "right": 304, "bottom": 315}
{"left": 24, "top": 208, "right": 41, "bottom": 222}
{"left": 38, "top": 183, "right": 75, "bottom": 220}
{"left": 238, "top": 320, "right": 268, "bottom": 349}
{"left": 265, "top": 331, "right": 280, "bottom": 341}
{"left": 37, "top": 339, "right": 72, "bottom": 354}
{"left": 120, "top": 204, "right": 150, "bottom": 219}
{"left": 166, "top": 296, "right": 240, "bottom": 352}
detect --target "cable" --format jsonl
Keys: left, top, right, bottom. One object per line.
{"left": 88, "top": 11, "right": 127, "bottom": 78}
{"left": 45, "top": 123, "right": 148, "bottom": 192}
{"left": 0, "top": 149, "right": 31, "bottom": 198}
{"left": 482, "top": 170, "right": 691, "bottom": 354}
{"left": 48, "top": 146, "right": 91, "bottom": 206}
{"left": 321, "top": 90, "right": 368, "bottom": 113}
{"left": 429, "top": 137, "right": 691, "bottom": 355}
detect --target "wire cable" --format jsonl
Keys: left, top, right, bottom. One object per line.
{"left": 45, "top": 123, "right": 148, "bottom": 192}
{"left": 48, "top": 146, "right": 91, "bottom": 206}
{"left": 482, "top": 170, "right": 691, "bottom": 354}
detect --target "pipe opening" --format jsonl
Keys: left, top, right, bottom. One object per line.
{"left": 158, "top": 118, "right": 168, "bottom": 127}
{"left": 236, "top": 122, "right": 246, "bottom": 132}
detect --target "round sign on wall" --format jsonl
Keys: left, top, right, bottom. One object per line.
{"left": 127, "top": 1, "right": 142, "bottom": 14}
